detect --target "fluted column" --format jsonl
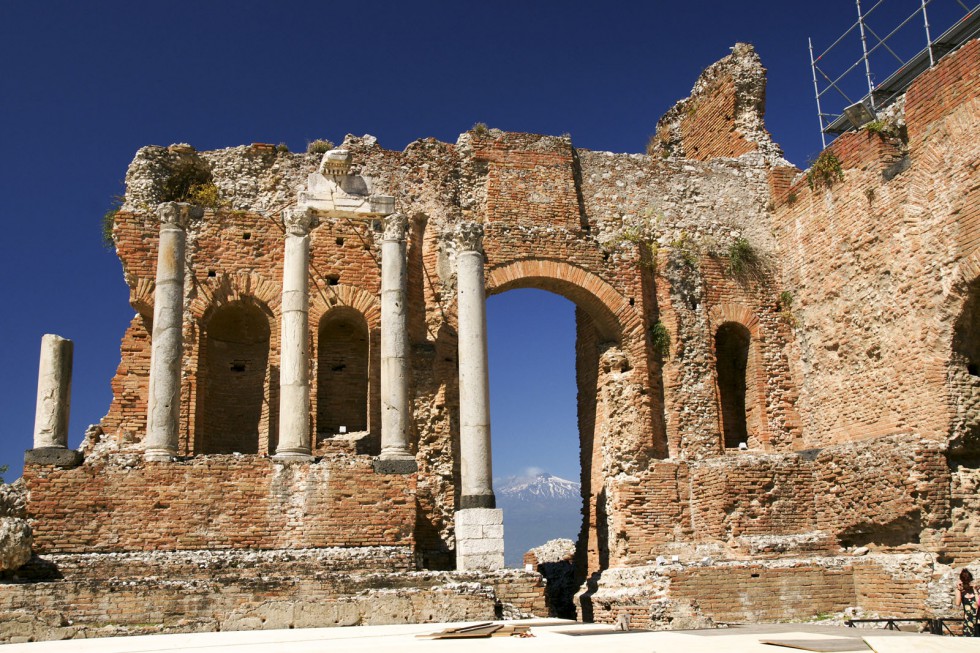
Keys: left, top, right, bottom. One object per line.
{"left": 275, "top": 207, "right": 317, "bottom": 460}
{"left": 145, "top": 202, "right": 201, "bottom": 462}
{"left": 376, "top": 213, "right": 418, "bottom": 474}
{"left": 455, "top": 222, "right": 495, "bottom": 509}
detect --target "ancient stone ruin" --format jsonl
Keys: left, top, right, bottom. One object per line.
{"left": 2, "top": 39, "right": 980, "bottom": 641}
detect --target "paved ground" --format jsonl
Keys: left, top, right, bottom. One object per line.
{"left": 3, "top": 620, "right": 978, "bottom": 652}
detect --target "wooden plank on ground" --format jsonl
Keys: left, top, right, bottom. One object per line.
{"left": 760, "top": 638, "right": 870, "bottom": 652}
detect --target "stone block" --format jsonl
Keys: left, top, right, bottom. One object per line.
{"left": 457, "top": 537, "right": 505, "bottom": 556}
{"left": 456, "top": 508, "right": 503, "bottom": 527}
{"left": 457, "top": 552, "right": 504, "bottom": 571}
{"left": 24, "top": 448, "right": 82, "bottom": 468}
{"left": 454, "top": 523, "right": 484, "bottom": 540}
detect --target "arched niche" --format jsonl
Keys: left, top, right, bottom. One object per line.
{"left": 715, "top": 321, "right": 751, "bottom": 448}
{"left": 196, "top": 299, "right": 273, "bottom": 455}
{"left": 316, "top": 307, "right": 369, "bottom": 436}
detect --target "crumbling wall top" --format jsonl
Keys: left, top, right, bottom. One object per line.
{"left": 652, "top": 43, "right": 784, "bottom": 164}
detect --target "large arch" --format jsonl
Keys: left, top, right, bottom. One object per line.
{"left": 486, "top": 259, "right": 642, "bottom": 348}
{"left": 483, "top": 259, "right": 652, "bottom": 579}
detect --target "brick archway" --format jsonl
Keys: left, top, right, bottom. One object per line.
{"left": 486, "top": 259, "right": 642, "bottom": 348}
{"left": 190, "top": 271, "right": 282, "bottom": 323}
{"left": 187, "top": 273, "right": 280, "bottom": 456}
{"left": 310, "top": 285, "right": 381, "bottom": 443}
{"left": 309, "top": 284, "right": 381, "bottom": 330}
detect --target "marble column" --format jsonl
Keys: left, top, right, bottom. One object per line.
{"left": 455, "top": 222, "right": 495, "bottom": 508}
{"left": 376, "top": 213, "right": 417, "bottom": 474}
{"left": 453, "top": 222, "right": 503, "bottom": 570}
{"left": 25, "top": 333, "right": 80, "bottom": 466}
{"left": 144, "top": 202, "right": 201, "bottom": 462}
{"left": 275, "top": 207, "right": 317, "bottom": 461}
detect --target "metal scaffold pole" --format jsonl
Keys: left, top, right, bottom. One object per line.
{"left": 856, "top": 0, "right": 877, "bottom": 111}
{"left": 922, "top": 0, "right": 935, "bottom": 67}
{"left": 809, "top": 37, "right": 828, "bottom": 150}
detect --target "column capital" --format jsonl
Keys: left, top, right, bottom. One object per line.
{"left": 284, "top": 206, "right": 318, "bottom": 236}
{"left": 156, "top": 202, "right": 204, "bottom": 229}
{"left": 382, "top": 213, "right": 408, "bottom": 242}
{"left": 453, "top": 221, "right": 484, "bottom": 253}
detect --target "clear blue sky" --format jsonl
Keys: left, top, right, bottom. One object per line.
{"left": 1, "top": 1, "right": 972, "bottom": 481}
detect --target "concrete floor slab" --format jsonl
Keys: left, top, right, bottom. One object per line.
{"left": 863, "top": 635, "right": 980, "bottom": 652}
{"left": 0, "top": 621, "right": 968, "bottom": 653}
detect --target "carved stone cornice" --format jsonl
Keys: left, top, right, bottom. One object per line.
{"left": 383, "top": 213, "right": 408, "bottom": 241}
{"left": 284, "top": 207, "right": 318, "bottom": 237}
{"left": 453, "top": 222, "right": 484, "bottom": 253}
{"left": 319, "top": 149, "right": 352, "bottom": 177}
{"left": 156, "top": 202, "right": 204, "bottom": 229}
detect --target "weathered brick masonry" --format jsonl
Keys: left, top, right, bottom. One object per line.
{"left": 4, "top": 39, "right": 980, "bottom": 639}
{"left": 24, "top": 456, "right": 415, "bottom": 553}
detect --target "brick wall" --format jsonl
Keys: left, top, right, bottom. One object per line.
{"left": 0, "top": 576, "right": 522, "bottom": 643}
{"left": 770, "top": 39, "right": 980, "bottom": 451}
{"left": 615, "top": 462, "right": 692, "bottom": 561}
{"left": 690, "top": 455, "right": 817, "bottom": 542}
{"left": 670, "top": 564, "right": 855, "bottom": 623}
{"left": 24, "top": 456, "right": 415, "bottom": 553}
{"left": 676, "top": 76, "right": 758, "bottom": 161}
{"left": 36, "top": 39, "right": 976, "bottom": 612}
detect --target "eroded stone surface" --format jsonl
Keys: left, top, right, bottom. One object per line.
{"left": 0, "top": 516, "right": 32, "bottom": 571}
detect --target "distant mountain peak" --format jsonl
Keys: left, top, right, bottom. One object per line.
{"left": 496, "top": 472, "right": 580, "bottom": 501}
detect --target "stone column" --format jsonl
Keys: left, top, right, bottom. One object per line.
{"left": 144, "top": 202, "right": 201, "bottom": 462}
{"left": 455, "top": 222, "right": 495, "bottom": 508}
{"left": 375, "top": 213, "right": 418, "bottom": 474}
{"left": 275, "top": 207, "right": 317, "bottom": 461}
{"left": 25, "top": 334, "right": 81, "bottom": 466}
{"left": 453, "top": 222, "right": 503, "bottom": 571}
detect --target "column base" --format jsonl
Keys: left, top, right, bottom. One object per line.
{"left": 455, "top": 508, "right": 504, "bottom": 571}
{"left": 373, "top": 456, "right": 418, "bottom": 474}
{"left": 272, "top": 451, "right": 314, "bottom": 463}
{"left": 143, "top": 449, "right": 178, "bottom": 463}
{"left": 24, "top": 447, "right": 82, "bottom": 468}
{"left": 460, "top": 493, "right": 496, "bottom": 509}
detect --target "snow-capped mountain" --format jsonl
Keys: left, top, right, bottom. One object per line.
{"left": 495, "top": 472, "right": 582, "bottom": 567}
{"left": 497, "top": 472, "right": 580, "bottom": 501}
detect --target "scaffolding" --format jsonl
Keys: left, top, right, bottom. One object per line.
{"left": 810, "top": 0, "right": 980, "bottom": 149}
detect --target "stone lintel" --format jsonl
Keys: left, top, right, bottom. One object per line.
{"left": 299, "top": 196, "right": 395, "bottom": 218}
{"left": 373, "top": 458, "right": 418, "bottom": 475}
{"left": 24, "top": 447, "right": 82, "bottom": 468}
